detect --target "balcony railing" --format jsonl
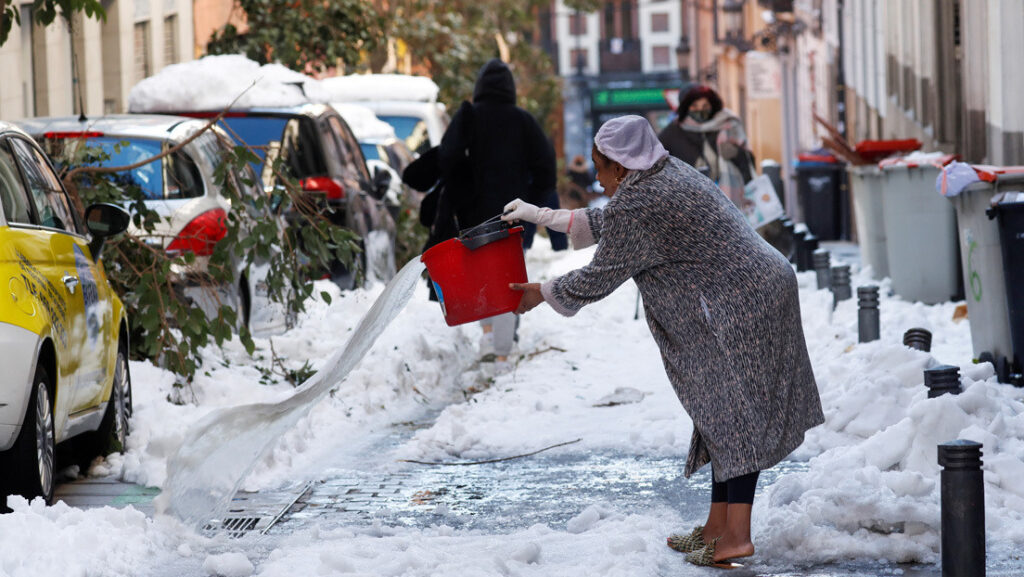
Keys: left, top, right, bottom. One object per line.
{"left": 599, "top": 38, "right": 642, "bottom": 74}
{"left": 758, "top": 0, "right": 793, "bottom": 11}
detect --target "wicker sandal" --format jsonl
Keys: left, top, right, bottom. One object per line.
{"left": 667, "top": 525, "right": 705, "bottom": 553}
{"left": 684, "top": 537, "right": 744, "bottom": 570}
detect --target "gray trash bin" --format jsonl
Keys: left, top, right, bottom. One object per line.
{"left": 951, "top": 175, "right": 1018, "bottom": 369}
{"left": 879, "top": 155, "right": 960, "bottom": 304}
{"left": 847, "top": 165, "right": 888, "bottom": 279}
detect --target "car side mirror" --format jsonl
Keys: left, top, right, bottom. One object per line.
{"left": 371, "top": 166, "right": 392, "bottom": 200}
{"left": 84, "top": 203, "right": 131, "bottom": 262}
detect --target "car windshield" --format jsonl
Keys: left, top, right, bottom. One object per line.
{"left": 360, "top": 143, "right": 379, "bottom": 162}
{"left": 377, "top": 115, "right": 431, "bottom": 155}
{"left": 217, "top": 115, "right": 326, "bottom": 181}
{"left": 43, "top": 136, "right": 165, "bottom": 200}
{"left": 217, "top": 116, "right": 289, "bottom": 161}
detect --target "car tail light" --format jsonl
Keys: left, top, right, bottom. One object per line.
{"left": 43, "top": 131, "right": 104, "bottom": 138}
{"left": 166, "top": 209, "right": 228, "bottom": 257}
{"left": 302, "top": 177, "right": 345, "bottom": 200}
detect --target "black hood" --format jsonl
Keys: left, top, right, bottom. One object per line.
{"left": 472, "top": 59, "right": 516, "bottom": 105}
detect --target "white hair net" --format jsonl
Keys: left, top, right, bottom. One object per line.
{"left": 594, "top": 115, "right": 669, "bottom": 171}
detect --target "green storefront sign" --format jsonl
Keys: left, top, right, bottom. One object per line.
{"left": 591, "top": 87, "right": 672, "bottom": 110}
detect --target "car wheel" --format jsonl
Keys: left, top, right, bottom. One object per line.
{"left": 82, "top": 346, "right": 132, "bottom": 461}
{"left": 2, "top": 365, "right": 56, "bottom": 506}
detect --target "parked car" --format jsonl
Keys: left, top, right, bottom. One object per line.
{"left": 332, "top": 103, "right": 418, "bottom": 220}
{"left": 321, "top": 74, "right": 449, "bottom": 155}
{"left": 0, "top": 121, "right": 132, "bottom": 506}
{"left": 18, "top": 115, "right": 290, "bottom": 334}
{"left": 174, "top": 104, "right": 397, "bottom": 287}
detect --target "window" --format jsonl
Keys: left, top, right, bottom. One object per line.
{"left": 603, "top": 1, "right": 636, "bottom": 40}
{"left": 328, "top": 116, "right": 371, "bottom": 183}
{"left": 360, "top": 143, "right": 380, "bottom": 162}
{"left": 651, "top": 12, "right": 669, "bottom": 33}
{"left": 163, "top": 15, "right": 178, "bottom": 65}
{"left": 0, "top": 139, "right": 33, "bottom": 224}
{"left": 652, "top": 45, "right": 671, "bottom": 67}
{"left": 376, "top": 115, "right": 430, "bottom": 155}
{"left": 42, "top": 136, "right": 165, "bottom": 200}
{"left": 134, "top": 21, "right": 151, "bottom": 83}
{"left": 165, "top": 150, "right": 204, "bottom": 200}
{"left": 10, "top": 138, "right": 77, "bottom": 232}
{"left": 569, "top": 13, "right": 587, "bottom": 36}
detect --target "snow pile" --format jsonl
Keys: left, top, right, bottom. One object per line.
{"left": 127, "top": 55, "right": 330, "bottom": 113}
{"left": 321, "top": 74, "right": 440, "bottom": 103}
{"left": 332, "top": 103, "right": 398, "bottom": 141}
{"left": 0, "top": 497, "right": 187, "bottom": 575}
{"left": 2, "top": 238, "right": 1024, "bottom": 575}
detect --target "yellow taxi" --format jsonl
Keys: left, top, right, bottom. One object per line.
{"left": 0, "top": 121, "right": 132, "bottom": 507}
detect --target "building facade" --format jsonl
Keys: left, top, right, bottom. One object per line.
{"left": 539, "top": 0, "right": 691, "bottom": 162}
{"left": 0, "top": 0, "right": 193, "bottom": 121}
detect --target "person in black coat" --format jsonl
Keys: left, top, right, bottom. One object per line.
{"left": 438, "top": 58, "right": 556, "bottom": 364}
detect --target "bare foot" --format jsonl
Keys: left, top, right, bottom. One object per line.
{"left": 713, "top": 539, "right": 754, "bottom": 562}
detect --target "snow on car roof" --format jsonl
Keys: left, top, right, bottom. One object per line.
{"left": 127, "top": 54, "right": 331, "bottom": 113}
{"left": 331, "top": 103, "right": 397, "bottom": 141}
{"left": 321, "top": 74, "right": 439, "bottom": 103}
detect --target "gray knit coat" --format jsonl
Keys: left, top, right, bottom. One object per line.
{"left": 540, "top": 156, "right": 824, "bottom": 481}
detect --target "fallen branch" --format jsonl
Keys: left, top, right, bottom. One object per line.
{"left": 524, "top": 345, "right": 567, "bottom": 361}
{"left": 398, "top": 438, "right": 582, "bottom": 466}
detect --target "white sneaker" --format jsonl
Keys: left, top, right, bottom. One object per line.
{"left": 479, "top": 333, "right": 496, "bottom": 362}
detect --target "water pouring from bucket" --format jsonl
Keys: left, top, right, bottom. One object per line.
{"left": 421, "top": 215, "right": 528, "bottom": 326}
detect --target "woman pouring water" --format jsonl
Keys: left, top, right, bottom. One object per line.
{"left": 506, "top": 115, "right": 824, "bottom": 568}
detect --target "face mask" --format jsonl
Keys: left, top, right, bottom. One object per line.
{"left": 688, "top": 109, "right": 712, "bottom": 123}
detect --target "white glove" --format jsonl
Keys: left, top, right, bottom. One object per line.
{"left": 502, "top": 198, "right": 541, "bottom": 223}
{"left": 502, "top": 198, "right": 573, "bottom": 233}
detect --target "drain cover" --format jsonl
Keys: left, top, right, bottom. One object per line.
{"left": 204, "top": 484, "right": 311, "bottom": 538}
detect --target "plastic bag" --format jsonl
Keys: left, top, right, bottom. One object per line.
{"left": 936, "top": 161, "right": 979, "bottom": 198}
{"left": 742, "top": 174, "right": 785, "bottom": 228}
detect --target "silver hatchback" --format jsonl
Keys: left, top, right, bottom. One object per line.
{"left": 17, "top": 114, "right": 290, "bottom": 335}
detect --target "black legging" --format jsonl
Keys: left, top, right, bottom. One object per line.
{"left": 710, "top": 469, "right": 760, "bottom": 504}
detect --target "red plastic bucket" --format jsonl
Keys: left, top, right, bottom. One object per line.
{"left": 421, "top": 223, "right": 527, "bottom": 326}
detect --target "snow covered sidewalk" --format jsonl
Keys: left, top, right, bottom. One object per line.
{"left": 1, "top": 240, "right": 1023, "bottom": 577}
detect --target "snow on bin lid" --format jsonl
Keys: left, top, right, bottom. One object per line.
{"left": 331, "top": 103, "right": 397, "bottom": 141}
{"left": 127, "top": 55, "right": 330, "bottom": 113}
{"left": 321, "top": 74, "right": 440, "bottom": 103}
{"left": 878, "top": 151, "right": 958, "bottom": 170}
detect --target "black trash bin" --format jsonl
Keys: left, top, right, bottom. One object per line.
{"left": 796, "top": 153, "right": 847, "bottom": 240}
{"left": 989, "top": 198, "right": 1024, "bottom": 385}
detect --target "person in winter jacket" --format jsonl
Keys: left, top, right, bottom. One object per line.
{"left": 658, "top": 84, "right": 755, "bottom": 207}
{"left": 438, "top": 58, "right": 556, "bottom": 364}
{"left": 506, "top": 116, "right": 823, "bottom": 568}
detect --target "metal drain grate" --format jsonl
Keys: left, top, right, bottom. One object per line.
{"left": 204, "top": 484, "right": 311, "bottom": 538}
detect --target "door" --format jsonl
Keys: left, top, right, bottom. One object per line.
{"left": 8, "top": 137, "right": 114, "bottom": 423}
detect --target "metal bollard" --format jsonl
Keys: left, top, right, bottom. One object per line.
{"left": 831, "top": 265, "right": 851, "bottom": 306}
{"left": 925, "top": 365, "right": 962, "bottom": 398}
{"left": 792, "top": 229, "right": 806, "bottom": 267}
{"left": 798, "top": 233, "right": 819, "bottom": 272}
{"left": 812, "top": 250, "right": 831, "bottom": 290}
{"left": 904, "top": 328, "right": 933, "bottom": 352}
{"left": 857, "top": 286, "right": 880, "bottom": 343}
{"left": 938, "top": 440, "right": 985, "bottom": 577}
